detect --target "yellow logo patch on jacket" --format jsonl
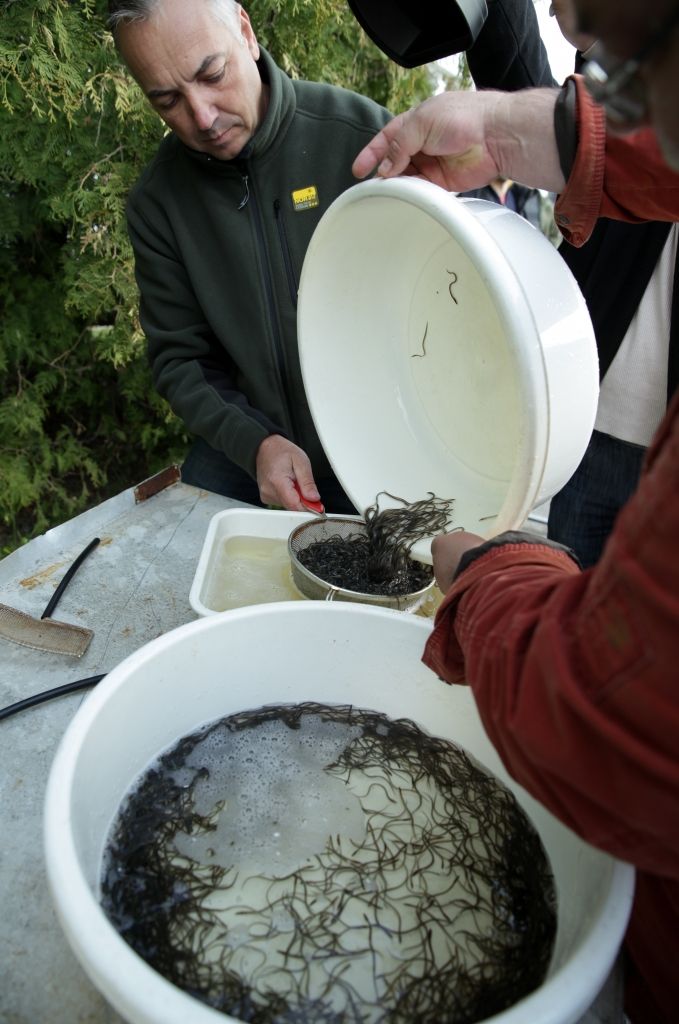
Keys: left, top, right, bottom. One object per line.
{"left": 291, "top": 186, "right": 319, "bottom": 211}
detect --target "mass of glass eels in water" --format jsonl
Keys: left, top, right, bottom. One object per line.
{"left": 101, "top": 702, "right": 556, "bottom": 1024}
{"left": 296, "top": 493, "right": 454, "bottom": 596}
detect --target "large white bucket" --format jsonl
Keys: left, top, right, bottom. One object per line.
{"left": 297, "top": 178, "right": 599, "bottom": 561}
{"left": 44, "top": 603, "right": 633, "bottom": 1024}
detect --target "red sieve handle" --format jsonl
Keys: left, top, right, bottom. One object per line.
{"left": 292, "top": 481, "right": 325, "bottom": 516}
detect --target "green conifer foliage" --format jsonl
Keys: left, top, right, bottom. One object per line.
{"left": 0, "top": 0, "right": 438, "bottom": 554}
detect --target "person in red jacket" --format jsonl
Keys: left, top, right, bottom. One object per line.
{"left": 351, "top": 1, "right": 679, "bottom": 1021}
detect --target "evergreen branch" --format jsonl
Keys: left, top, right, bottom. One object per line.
{"left": 78, "top": 144, "right": 125, "bottom": 192}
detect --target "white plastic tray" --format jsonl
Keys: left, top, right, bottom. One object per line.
{"left": 190, "top": 507, "right": 445, "bottom": 618}
{"left": 189, "top": 508, "right": 358, "bottom": 616}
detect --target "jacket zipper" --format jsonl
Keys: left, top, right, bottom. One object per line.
{"left": 273, "top": 199, "right": 298, "bottom": 308}
{"left": 236, "top": 163, "right": 302, "bottom": 443}
{"left": 238, "top": 173, "right": 250, "bottom": 210}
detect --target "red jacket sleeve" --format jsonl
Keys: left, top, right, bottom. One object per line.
{"left": 554, "top": 76, "right": 679, "bottom": 246}
{"left": 422, "top": 393, "right": 679, "bottom": 878}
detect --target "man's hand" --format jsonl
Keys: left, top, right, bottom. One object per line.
{"left": 256, "top": 434, "right": 321, "bottom": 511}
{"left": 352, "top": 89, "right": 565, "bottom": 196}
{"left": 352, "top": 91, "right": 505, "bottom": 190}
{"left": 431, "top": 530, "right": 485, "bottom": 593}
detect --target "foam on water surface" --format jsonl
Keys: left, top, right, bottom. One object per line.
{"left": 173, "top": 716, "right": 366, "bottom": 875}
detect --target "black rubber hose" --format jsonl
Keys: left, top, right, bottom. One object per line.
{"left": 0, "top": 674, "right": 106, "bottom": 723}
{"left": 41, "top": 537, "right": 101, "bottom": 620}
{"left": 0, "top": 537, "right": 106, "bottom": 721}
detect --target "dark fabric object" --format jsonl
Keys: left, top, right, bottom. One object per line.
{"left": 554, "top": 78, "right": 578, "bottom": 179}
{"left": 181, "top": 438, "right": 357, "bottom": 515}
{"left": 466, "top": 0, "right": 555, "bottom": 89}
{"left": 547, "top": 430, "right": 646, "bottom": 568}
{"left": 182, "top": 439, "right": 264, "bottom": 505}
{"left": 510, "top": 183, "right": 544, "bottom": 227}
{"left": 463, "top": 185, "right": 501, "bottom": 203}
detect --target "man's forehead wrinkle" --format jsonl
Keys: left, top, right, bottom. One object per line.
{"left": 194, "top": 53, "right": 226, "bottom": 77}
{"left": 144, "top": 51, "right": 227, "bottom": 98}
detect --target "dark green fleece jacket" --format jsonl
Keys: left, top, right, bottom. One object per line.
{"left": 126, "top": 49, "right": 391, "bottom": 479}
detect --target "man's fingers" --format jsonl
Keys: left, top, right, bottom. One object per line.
{"left": 290, "top": 461, "right": 320, "bottom": 503}
{"left": 373, "top": 139, "right": 408, "bottom": 178}
{"left": 352, "top": 111, "right": 416, "bottom": 179}
{"left": 255, "top": 435, "right": 321, "bottom": 510}
{"left": 374, "top": 113, "right": 429, "bottom": 178}
{"left": 353, "top": 105, "right": 456, "bottom": 183}
{"left": 431, "top": 531, "right": 484, "bottom": 591}
{"left": 352, "top": 133, "right": 390, "bottom": 179}
{"left": 277, "top": 476, "right": 305, "bottom": 510}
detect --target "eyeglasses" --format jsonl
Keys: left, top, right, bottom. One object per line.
{"left": 582, "top": 3, "right": 679, "bottom": 128}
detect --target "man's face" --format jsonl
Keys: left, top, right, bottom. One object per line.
{"left": 116, "top": 0, "right": 266, "bottom": 160}
{"left": 574, "top": 0, "right": 679, "bottom": 167}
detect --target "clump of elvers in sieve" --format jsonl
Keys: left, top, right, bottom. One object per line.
{"left": 297, "top": 492, "right": 455, "bottom": 596}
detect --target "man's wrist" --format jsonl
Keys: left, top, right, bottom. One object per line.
{"left": 491, "top": 89, "right": 565, "bottom": 194}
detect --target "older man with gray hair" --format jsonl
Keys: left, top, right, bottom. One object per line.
{"left": 109, "top": 0, "right": 392, "bottom": 512}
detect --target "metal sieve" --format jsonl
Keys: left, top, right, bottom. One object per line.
{"left": 287, "top": 518, "right": 434, "bottom": 612}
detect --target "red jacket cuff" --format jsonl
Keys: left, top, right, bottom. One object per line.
{"left": 422, "top": 542, "right": 579, "bottom": 685}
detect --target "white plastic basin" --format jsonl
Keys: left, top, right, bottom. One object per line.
{"left": 297, "top": 178, "right": 599, "bottom": 561}
{"left": 45, "top": 603, "right": 632, "bottom": 1024}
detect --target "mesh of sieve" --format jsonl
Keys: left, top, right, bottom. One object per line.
{"left": 287, "top": 518, "right": 433, "bottom": 612}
